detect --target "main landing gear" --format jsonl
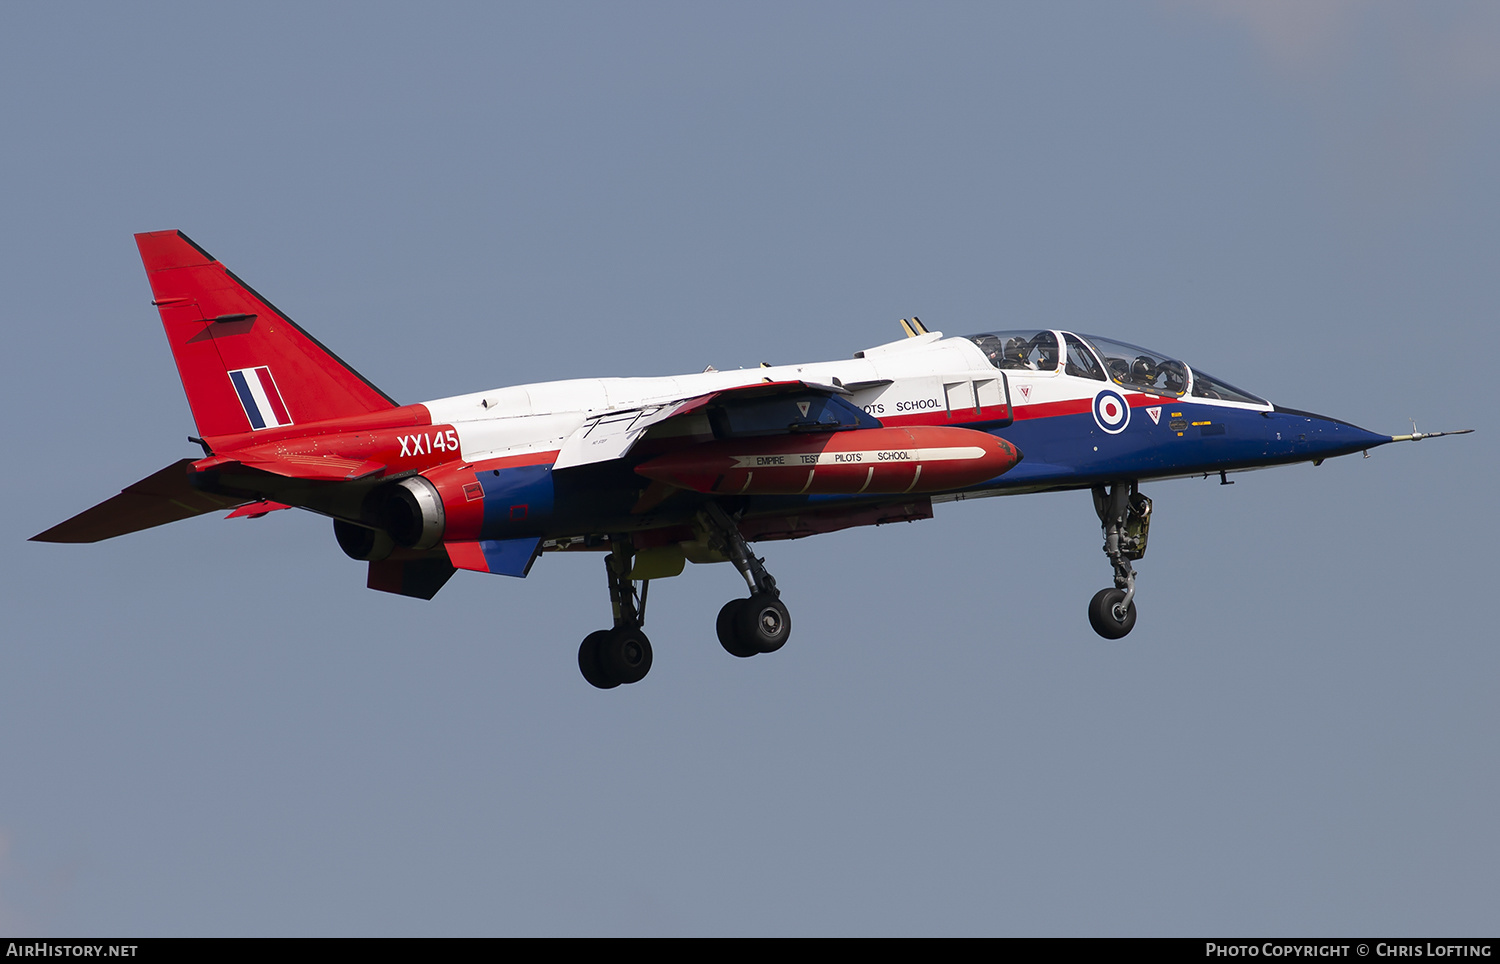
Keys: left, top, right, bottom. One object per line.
{"left": 575, "top": 504, "right": 794, "bottom": 688}
{"left": 1088, "top": 481, "right": 1151, "bottom": 640}
{"left": 578, "top": 537, "right": 654, "bottom": 689}
{"left": 700, "top": 503, "right": 792, "bottom": 660}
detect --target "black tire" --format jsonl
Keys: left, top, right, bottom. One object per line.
{"left": 598, "top": 627, "right": 653, "bottom": 685}
{"left": 1088, "top": 588, "right": 1137, "bottom": 639}
{"left": 716, "top": 599, "right": 758, "bottom": 658}
{"left": 736, "top": 593, "right": 791, "bottom": 654}
{"left": 578, "top": 630, "right": 620, "bottom": 689}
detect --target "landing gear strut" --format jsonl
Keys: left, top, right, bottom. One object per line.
{"left": 699, "top": 503, "right": 792, "bottom": 659}
{"left": 578, "top": 536, "right": 654, "bottom": 689}
{"left": 1089, "top": 481, "right": 1151, "bottom": 639}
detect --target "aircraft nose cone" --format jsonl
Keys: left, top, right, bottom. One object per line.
{"left": 1263, "top": 407, "right": 1392, "bottom": 460}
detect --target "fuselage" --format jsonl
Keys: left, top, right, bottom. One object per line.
{"left": 372, "top": 328, "right": 1391, "bottom": 544}
{"left": 35, "top": 230, "right": 1433, "bottom": 664}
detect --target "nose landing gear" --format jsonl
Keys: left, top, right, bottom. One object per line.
{"left": 1089, "top": 481, "right": 1150, "bottom": 639}
{"left": 578, "top": 537, "right": 655, "bottom": 689}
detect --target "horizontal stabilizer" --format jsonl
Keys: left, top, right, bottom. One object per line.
{"left": 31, "top": 460, "right": 244, "bottom": 543}
{"left": 232, "top": 454, "right": 387, "bottom": 481}
{"left": 224, "top": 500, "right": 293, "bottom": 519}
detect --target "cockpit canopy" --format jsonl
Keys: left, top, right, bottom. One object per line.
{"left": 969, "top": 330, "right": 1059, "bottom": 372}
{"left": 1083, "top": 334, "right": 1188, "bottom": 396}
{"left": 967, "top": 329, "right": 1266, "bottom": 405}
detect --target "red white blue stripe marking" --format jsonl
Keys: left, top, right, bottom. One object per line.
{"left": 229, "top": 366, "right": 292, "bottom": 430}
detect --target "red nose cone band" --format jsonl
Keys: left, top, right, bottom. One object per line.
{"left": 635, "top": 426, "right": 1021, "bottom": 496}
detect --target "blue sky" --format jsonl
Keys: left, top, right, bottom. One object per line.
{"left": 2, "top": 2, "right": 1495, "bottom": 935}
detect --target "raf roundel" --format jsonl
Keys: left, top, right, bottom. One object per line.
{"left": 1092, "top": 389, "right": 1130, "bottom": 434}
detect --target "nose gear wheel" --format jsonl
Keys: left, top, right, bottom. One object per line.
{"left": 1087, "top": 588, "right": 1137, "bottom": 639}
{"left": 1088, "top": 482, "right": 1150, "bottom": 639}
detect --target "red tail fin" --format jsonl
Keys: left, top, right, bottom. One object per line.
{"left": 136, "top": 231, "right": 396, "bottom": 438}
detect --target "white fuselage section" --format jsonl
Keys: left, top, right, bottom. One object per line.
{"left": 423, "top": 331, "right": 1002, "bottom": 465}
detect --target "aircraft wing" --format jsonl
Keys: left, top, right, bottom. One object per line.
{"left": 553, "top": 402, "right": 680, "bottom": 470}
{"left": 552, "top": 379, "right": 854, "bottom": 470}
{"left": 31, "top": 459, "right": 246, "bottom": 543}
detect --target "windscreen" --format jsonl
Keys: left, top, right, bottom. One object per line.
{"left": 1189, "top": 369, "right": 1266, "bottom": 405}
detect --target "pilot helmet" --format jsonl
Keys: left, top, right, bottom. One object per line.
{"left": 1030, "top": 334, "right": 1058, "bottom": 369}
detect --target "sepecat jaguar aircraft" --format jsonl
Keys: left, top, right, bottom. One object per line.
{"left": 32, "top": 231, "right": 1470, "bottom": 688}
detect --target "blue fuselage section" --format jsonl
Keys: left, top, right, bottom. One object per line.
{"left": 985, "top": 402, "right": 1391, "bottom": 492}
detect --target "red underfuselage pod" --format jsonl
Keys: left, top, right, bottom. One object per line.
{"left": 634, "top": 426, "right": 1021, "bottom": 496}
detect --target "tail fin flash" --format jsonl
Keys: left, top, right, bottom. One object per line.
{"left": 136, "top": 231, "right": 397, "bottom": 438}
